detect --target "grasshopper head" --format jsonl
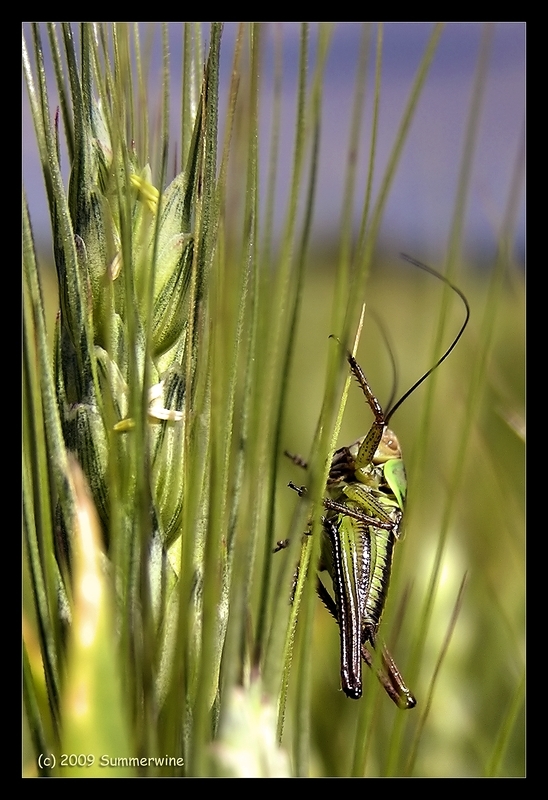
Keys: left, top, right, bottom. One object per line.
{"left": 373, "top": 427, "right": 402, "bottom": 464}
{"left": 377, "top": 428, "right": 407, "bottom": 512}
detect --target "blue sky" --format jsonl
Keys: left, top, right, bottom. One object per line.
{"left": 23, "top": 23, "right": 525, "bottom": 263}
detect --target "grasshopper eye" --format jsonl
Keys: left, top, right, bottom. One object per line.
{"left": 374, "top": 429, "right": 402, "bottom": 463}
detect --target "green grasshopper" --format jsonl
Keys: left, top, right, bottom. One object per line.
{"left": 283, "top": 255, "right": 470, "bottom": 707}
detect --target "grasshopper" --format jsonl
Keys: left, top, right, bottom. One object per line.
{"left": 283, "top": 256, "right": 469, "bottom": 707}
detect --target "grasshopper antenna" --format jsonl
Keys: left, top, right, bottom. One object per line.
{"left": 384, "top": 254, "right": 470, "bottom": 426}
{"left": 367, "top": 308, "right": 400, "bottom": 417}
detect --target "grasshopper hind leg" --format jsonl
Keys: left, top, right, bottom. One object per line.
{"left": 361, "top": 642, "right": 416, "bottom": 709}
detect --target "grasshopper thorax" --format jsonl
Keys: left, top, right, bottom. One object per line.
{"left": 346, "top": 427, "right": 407, "bottom": 514}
